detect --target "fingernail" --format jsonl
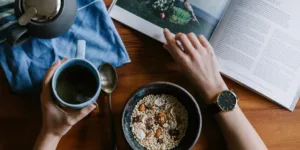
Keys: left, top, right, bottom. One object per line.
{"left": 164, "top": 28, "right": 169, "bottom": 33}
{"left": 91, "top": 104, "right": 97, "bottom": 109}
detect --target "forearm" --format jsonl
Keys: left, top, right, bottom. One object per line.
{"left": 34, "top": 129, "right": 61, "bottom": 150}
{"left": 215, "top": 106, "right": 267, "bottom": 150}
{"left": 200, "top": 80, "right": 267, "bottom": 150}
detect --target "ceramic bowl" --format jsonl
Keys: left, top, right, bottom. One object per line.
{"left": 122, "top": 82, "right": 202, "bottom": 150}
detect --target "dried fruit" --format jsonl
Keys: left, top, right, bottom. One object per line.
{"left": 157, "top": 112, "right": 168, "bottom": 126}
{"left": 133, "top": 115, "right": 141, "bottom": 123}
{"left": 157, "top": 139, "right": 163, "bottom": 144}
{"left": 155, "top": 128, "right": 162, "bottom": 138}
{"left": 145, "top": 118, "right": 152, "bottom": 124}
{"left": 139, "top": 104, "right": 146, "bottom": 111}
{"left": 146, "top": 124, "right": 153, "bottom": 130}
{"left": 146, "top": 132, "right": 151, "bottom": 137}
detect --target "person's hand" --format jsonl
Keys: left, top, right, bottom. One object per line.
{"left": 40, "top": 58, "right": 96, "bottom": 138}
{"left": 163, "top": 29, "right": 228, "bottom": 104}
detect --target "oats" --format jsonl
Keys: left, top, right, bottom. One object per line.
{"left": 131, "top": 94, "right": 188, "bottom": 150}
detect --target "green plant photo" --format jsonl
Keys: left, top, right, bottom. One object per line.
{"left": 115, "top": 0, "right": 219, "bottom": 38}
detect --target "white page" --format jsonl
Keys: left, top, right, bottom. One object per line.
{"left": 210, "top": 0, "right": 300, "bottom": 110}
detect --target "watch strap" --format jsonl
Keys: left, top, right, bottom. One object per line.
{"left": 207, "top": 102, "right": 221, "bottom": 115}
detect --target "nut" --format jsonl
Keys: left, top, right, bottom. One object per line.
{"left": 139, "top": 104, "right": 146, "bottom": 111}
{"left": 155, "top": 128, "right": 162, "bottom": 138}
{"left": 157, "top": 112, "right": 168, "bottom": 126}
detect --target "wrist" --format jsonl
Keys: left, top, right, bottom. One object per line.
{"left": 34, "top": 128, "right": 61, "bottom": 150}
{"left": 202, "top": 82, "right": 228, "bottom": 104}
{"left": 40, "top": 127, "right": 63, "bottom": 140}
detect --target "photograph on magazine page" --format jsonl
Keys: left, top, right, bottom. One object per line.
{"left": 116, "top": 0, "right": 230, "bottom": 38}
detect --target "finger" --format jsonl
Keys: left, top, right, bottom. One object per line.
{"left": 163, "top": 44, "right": 170, "bottom": 51}
{"left": 198, "top": 35, "right": 213, "bottom": 49}
{"left": 163, "top": 44, "right": 179, "bottom": 62}
{"left": 41, "top": 60, "right": 62, "bottom": 104}
{"left": 187, "top": 33, "right": 202, "bottom": 49}
{"left": 72, "top": 104, "right": 96, "bottom": 121}
{"left": 42, "top": 60, "right": 61, "bottom": 88}
{"left": 164, "top": 28, "right": 176, "bottom": 45}
{"left": 61, "top": 58, "right": 68, "bottom": 63}
{"left": 175, "top": 33, "right": 196, "bottom": 55}
{"left": 163, "top": 29, "right": 187, "bottom": 61}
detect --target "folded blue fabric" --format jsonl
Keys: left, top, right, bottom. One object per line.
{"left": 0, "top": 0, "right": 130, "bottom": 94}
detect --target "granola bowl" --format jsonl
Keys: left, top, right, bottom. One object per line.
{"left": 122, "top": 82, "right": 202, "bottom": 150}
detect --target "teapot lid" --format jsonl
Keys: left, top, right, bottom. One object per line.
{"left": 22, "top": 0, "right": 61, "bottom": 22}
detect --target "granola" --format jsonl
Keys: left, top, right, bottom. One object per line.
{"left": 131, "top": 94, "right": 188, "bottom": 150}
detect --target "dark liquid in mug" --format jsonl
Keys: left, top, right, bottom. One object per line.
{"left": 56, "top": 65, "right": 98, "bottom": 104}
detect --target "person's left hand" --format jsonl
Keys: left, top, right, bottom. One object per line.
{"left": 40, "top": 58, "right": 96, "bottom": 138}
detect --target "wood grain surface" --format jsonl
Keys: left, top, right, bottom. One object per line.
{"left": 0, "top": 1, "right": 299, "bottom": 149}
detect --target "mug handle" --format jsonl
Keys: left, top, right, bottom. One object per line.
{"left": 76, "top": 40, "right": 86, "bottom": 59}
{"left": 6, "top": 25, "right": 31, "bottom": 46}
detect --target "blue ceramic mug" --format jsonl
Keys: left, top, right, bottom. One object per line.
{"left": 51, "top": 40, "right": 101, "bottom": 109}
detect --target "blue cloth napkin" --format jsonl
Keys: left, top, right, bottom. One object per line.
{"left": 0, "top": 0, "right": 130, "bottom": 94}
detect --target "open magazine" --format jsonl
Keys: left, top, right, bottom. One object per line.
{"left": 109, "top": 0, "right": 300, "bottom": 111}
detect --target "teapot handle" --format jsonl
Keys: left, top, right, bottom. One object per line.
{"left": 6, "top": 25, "right": 31, "bottom": 46}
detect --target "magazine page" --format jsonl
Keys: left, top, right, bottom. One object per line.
{"left": 109, "top": 0, "right": 230, "bottom": 43}
{"left": 210, "top": 0, "right": 300, "bottom": 110}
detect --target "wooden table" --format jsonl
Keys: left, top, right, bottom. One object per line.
{"left": 1, "top": 1, "right": 300, "bottom": 149}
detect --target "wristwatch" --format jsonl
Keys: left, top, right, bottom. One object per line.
{"left": 207, "top": 90, "right": 238, "bottom": 114}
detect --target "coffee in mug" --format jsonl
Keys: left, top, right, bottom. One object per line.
{"left": 56, "top": 65, "right": 98, "bottom": 104}
{"left": 51, "top": 40, "right": 101, "bottom": 109}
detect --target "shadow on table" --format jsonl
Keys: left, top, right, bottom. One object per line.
{"left": 0, "top": 67, "right": 124, "bottom": 150}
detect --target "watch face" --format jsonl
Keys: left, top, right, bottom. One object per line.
{"left": 217, "top": 91, "right": 237, "bottom": 111}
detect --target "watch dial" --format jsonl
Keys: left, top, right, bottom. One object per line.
{"left": 218, "top": 91, "right": 237, "bottom": 111}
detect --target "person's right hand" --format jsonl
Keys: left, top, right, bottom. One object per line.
{"left": 40, "top": 59, "right": 96, "bottom": 138}
{"left": 163, "top": 29, "right": 228, "bottom": 104}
